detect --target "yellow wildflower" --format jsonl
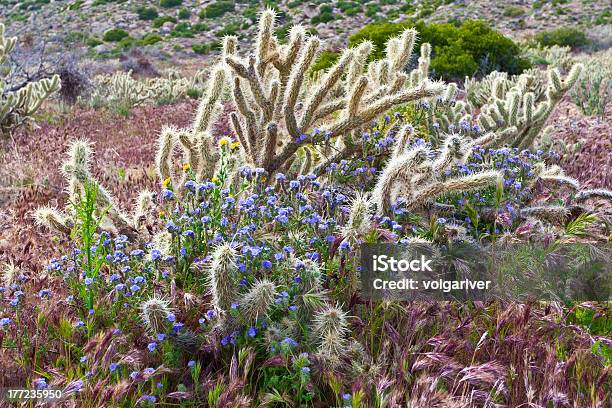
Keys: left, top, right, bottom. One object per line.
{"left": 162, "top": 177, "right": 171, "bottom": 187}
{"left": 159, "top": 210, "right": 166, "bottom": 217}
{"left": 182, "top": 163, "right": 190, "bottom": 173}
{"left": 211, "top": 176, "right": 220, "bottom": 183}
{"left": 230, "top": 141, "right": 240, "bottom": 151}
{"left": 219, "top": 138, "right": 229, "bottom": 147}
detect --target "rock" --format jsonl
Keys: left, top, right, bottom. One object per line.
{"left": 304, "top": 3, "right": 318, "bottom": 18}
{"left": 94, "top": 44, "right": 110, "bottom": 54}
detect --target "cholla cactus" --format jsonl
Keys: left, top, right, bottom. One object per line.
{"left": 153, "top": 65, "right": 227, "bottom": 188}
{"left": 456, "top": 64, "right": 584, "bottom": 149}
{"left": 89, "top": 69, "right": 210, "bottom": 109}
{"left": 373, "top": 132, "right": 502, "bottom": 214}
{"left": 140, "top": 296, "right": 172, "bottom": 334}
{"left": 1, "top": 261, "right": 19, "bottom": 288}
{"left": 1, "top": 24, "right": 60, "bottom": 135}
{"left": 150, "top": 10, "right": 444, "bottom": 187}
{"left": 340, "top": 192, "right": 373, "bottom": 248}
{"left": 226, "top": 10, "right": 444, "bottom": 175}
{"left": 33, "top": 206, "right": 74, "bottom": 235}
{"left": 89, "top": 70, "right": 152, "bottom": 109}
{"left": 239, "top": 279, "right": 277, "bottom": 322}
{"left": 520, "top": 205, "right": 569, "bottom": 225}
{"left": 208, "top": 243, "right": 238, "bottom": 312}
{"left": 34, "top": 140, "right": 150, "bottom": 238}
{"left": 312, "top": 304, "right": 349, "bottom": 365}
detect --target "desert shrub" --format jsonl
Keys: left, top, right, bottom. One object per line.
{"left": 365, "top": 3, "right": 381, "bottom": 17}
{"left": 63, "top": 31, "right": 89, "bottom": 44}
{"left": 103, "top": 28, "right": 129, "bottom": 42}
{"left": 595, "top": 10, "right": 611, "bottom": 25}
{"left": 215, "top": 22, "right": 240, "bottom": 37}
{"left": 142, "top": 32, "right": 163, "bottom": 45}
{"left": 152, "top": 15, "right": 177, "bottom": 28}
{"left": 311, "top": 5, "right": 335, "bottom": 24}
{"left": 170, "top": 22, "right": 193, "bottom": 38}
{"left": 534, "top": 27, "right": 589, "bottom": 50}
{"left": 86, "top": 37, "right": 103, "bottom": 47}
{"left": 159, "top": 0, "right": 182, "bottom": 8}
{"left": 503, "top": 5, "right": 525, "bottom": 17}
{"left": 57, "top": 57, "right": 91, "bottom": 105}
{"left": 309, "top": 50, "right": 340, "bottom": 76}
{"left": 349, "top": 20, "right": 531, "bottom": 81}
{"left": 337, "top": 1, "right": 361, "bottom": 15}
{"left": 198, "top": 1, "right": 234, "bottom": 19}
{"left": 570, "top": 53, "right": 611, "bottom": 117}
{"left": 192, "top": 22, "right": 208, "bottom": 33}
{"left": 192, "top": 41, "right": 220, "bottom": 55}
{"left": 136, "top": 6, "right": 158, "bottom": 20}
{"left": 177, "top": 6, "right": 190, "bottom": 19}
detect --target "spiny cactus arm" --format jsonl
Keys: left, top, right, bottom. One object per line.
{"left": 208, "top": 243, "right": 238, "bottom": 312}
{"left": 255, "top": 9, "right": 275, "bottom": 71}
{"left": 33, "top": 207, "right": 73, "bottom": 236}
{"left": 372, "top": 147, "right": 430, "bottom": 213}
{"left": 284, "top": 37, "right": 320, "bottom": 110}
{"left": 132, "top": 190, "right": 155, "bottom": 230}
{"left": 225, "top": 55, "right": 273, "bottom": 120}
{"left": 231, "top": 78, "right": 258, "bottom": 154}
{"left": 299, "top": 49, "right": 354, "bottom": 130}
{"left": 539, "top": 174, "right": 581, "bottom": 191}
{"left": 432, "top": 134, "right": 463, "bottom": 173}
{"left": 155, "top": 126, "right": 176, "bottom": 186}
{"left": 192, "top": 65, "right": 226, "bottom": 134}
{"left": 328, "top": 81, "right": 445, "bottom": 137}
{"left": 408, "top": 171, "right": 502, "bottom": 210}
{"left": 260, "top": 123, "right": 278, "bottom": 169}
{"left": 239, "top": 279, "right": 277, "bottom": 323}
{"left": 0, "top": 24, "right": 17, "bottom": 64}
{"left": 347, "top": 76, "right": 369, "bottom": 118}
{"left": 230, "top": 111, "right": 250, "bottom": 156}
{"left": 390, "top": 29, "right": 418, "bottom": 73}
{"left": 391, "top": 124, "right": 416, "bottom": 159}
{"left": 22, "top": 75, "right": 61, "bottom": 116}
{"left": 520, "top": 205, "right": 569, "bottom": 225}
{"left": 575, "top": 189, "right": 612, "bottom": 203}
{"left": 177, "top": 130, "right": 201, "bottom": 184}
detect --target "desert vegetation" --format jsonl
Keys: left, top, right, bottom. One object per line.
{"left": 0, "top": 2, "right": 610, "bottom": 407}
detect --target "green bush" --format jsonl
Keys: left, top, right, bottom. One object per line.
{"left": 215, "top": 22, "right": 240, "bottom": 38}
{"left": 136, "top": 6, "right": 158, "bottom": 20}
{"left": 192, "top": 22, "right": 208, "bottom": 33}
{"left": 171, "top": 22, "right": 193, "bottom": 37}
{"left": 311, "top": 5, "right": 335, "bottom": 24}
{"left": 534, "top": 27, "right": 589, "bottom": 50}
{"left": 199, "top": 1, "right": 234, "bottom": 19}
{"left": 178, "top": 7, "right": 190, "bottom": 19}
{"left": 192, "top": 41, "right": 221, "bottom": 55}
{"left": 309, "top": 50, "right": 340, "bottom": 76}
{"left": 86, "top": 37, "right": 103, "bottom": 47}
{"left": 142, "top": 33, "right": 162, "bottom": 45}
{"left": 103, "top": 28, "right": 129, "bottom": 42}
{"left": 503, "top": 5, "right": 524, "bottom": 17}
{"left": 337, "top": 1, "right": 361, "bottom": 16}
{"left": 152, "top": 15, "right": 177, "bottom": 28}
{"left": 348, "top": 20, "right": 531, "bottom": 81}
{"left": 115, "top": 36, "right": 136, "bottom": 49}
{"left": 159, "top": 0, "right": 182, "bottom": 8}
